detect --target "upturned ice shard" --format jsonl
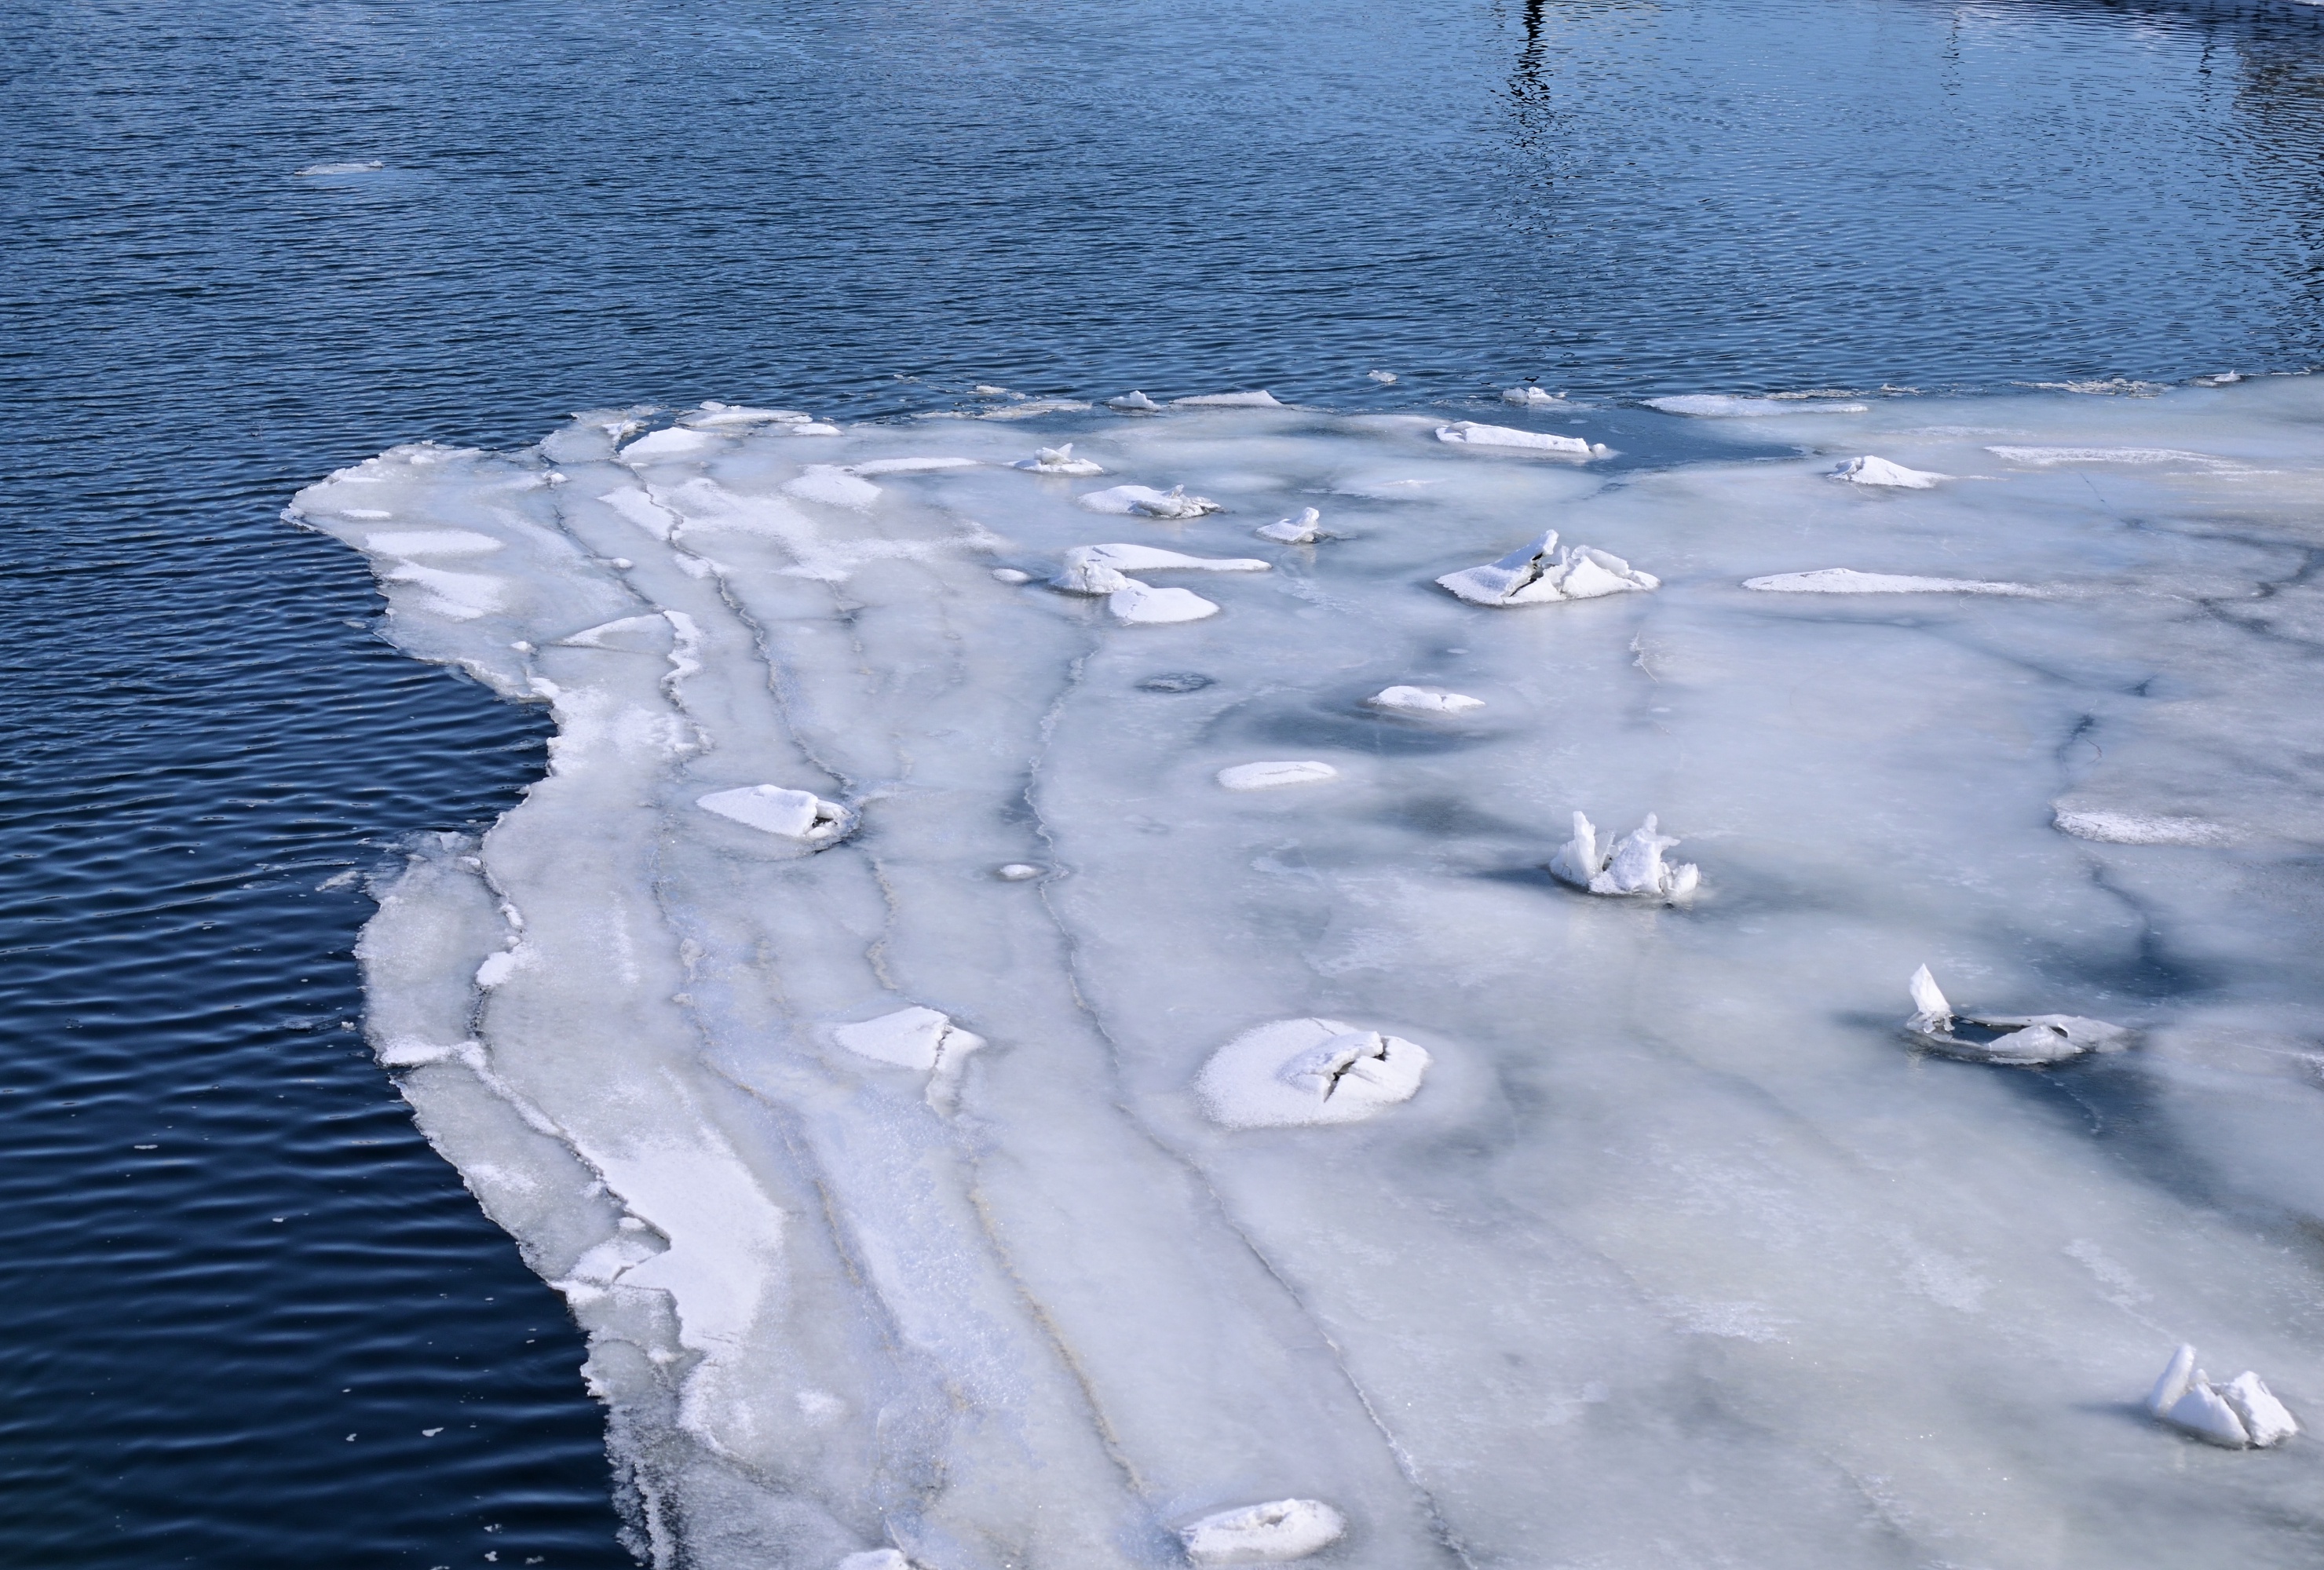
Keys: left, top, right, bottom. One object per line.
{"left": 1010, "top": 443, "right": 1106, "bottom": 476}
{"left": 2146, "top": 1344, "right": 2298, "bottom": 1448}
{"left": 697, "top": 784, "right": 856, "bottom": 845}
{"left": 1179, "top": 1499, "right": 1348, "bottom": 1565}
{"left": 1548, "top": 812, "right": 1700, "bottom": 899}
{"left": 1900, "top": 966, "right": 2132, "bottom": 1064}
{"left": 1196, "top": 1017, "right": 1429, "bottom": 1128}
{"left": 1256, "top": 506, "right": 1327, "bottom": 543}
{"left": 1438, "top": 530, "right": 1659, "bottom": 607}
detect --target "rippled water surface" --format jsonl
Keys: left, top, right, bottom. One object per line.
{"left": 5, "top": 0, "right": 2323, "bottom": 1563}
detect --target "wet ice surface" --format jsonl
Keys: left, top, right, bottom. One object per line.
{"left": 293, "top": 379, "right": 2324, "bottom": 1568}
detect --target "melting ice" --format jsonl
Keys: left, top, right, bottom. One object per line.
{"left": 294, "top": 379, "right": 2324, "bottom": 1569}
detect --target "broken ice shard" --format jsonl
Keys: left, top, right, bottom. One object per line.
{"left": 1548, "top": 812, "right": 1700, "bottom": 899}
{"left": 1438, "top": 530, "right": 1659, "bottom": 607}
{"left": 1196, "top": 1018, "right": 1429, "bottom": 1129}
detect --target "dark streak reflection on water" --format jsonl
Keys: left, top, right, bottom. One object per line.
{"left": 4, "top": 0, "right": 2323, "bottom": 1562}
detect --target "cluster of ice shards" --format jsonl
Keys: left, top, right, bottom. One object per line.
{"left": 294, "top": 378, "right": 2324, "bottom": 1570}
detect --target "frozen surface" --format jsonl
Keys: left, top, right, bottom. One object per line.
{"left": 297, "top": 379, "right": 2324, "bottom": 1570}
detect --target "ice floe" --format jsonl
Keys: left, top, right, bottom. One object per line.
{"left": 1196, "top": 1019, "right": 1429, "bottom": 1129}
{"left": 1648, "top": 394, "right": 1871, "bottom": 416}
{"left": 1548, "top": 812, "right": 1700, "bottom": 899}
{"left": 1830, "top": 455, "right": 1946, "bottom": 487}
{"left": 1434, "top": 420, "right": 1599, "bottom": 455}
{"left": 1901, "top": 966, "right": 2130, "bottom": 1064}
{"left": 1178, "top": 1499, "right": 1348, "bottom": 1564}
{"left": 697, "top": 784, "right": 855, "bottom": 844}
{"left": 621, "top": 427, "right": 723, "bottom": 465}
{"left": 1217, "top": 760, "right": 1339, "bottom": 790}
{"left": 1368, "top": 685, "right": 1484, "bottom": 715}
{"left": 679, "top": 401, "right": 818, "bottom": 429}
{"left": 979, "top": 399, "right": 1092, "bottom": 420}
{"left": 364, "top": 529, "right": 503, "bottom": 557}
{"left": 1105, "top": 389, "right": 1162, "bottom": 411}
{"left": 1109, "top": 583, "right": 1220, "bottom": 624}
{"left": 832, "top": 1006, "right": 985, "bottom": 1075}
{"left": 1742, "top": 568, "right": 2041, "bottom": 596}
{"left": 1010, "top": 444, "right": 1106, "bottom": 476}
{"left": 1438, "top": 530, "right": 1658, "bottom": 606}
{"left": 2147, "top": 1345, "right": 2297, "bottom": 1448}
{"left": 784, "top": 467, "right": 884, "bottom": 510}
{"left": 1174, "top": 390, "right": 1283, "bottom": 408}
{"left": 1255, "top": 506, "right": 1327, "bottom": 543}
{"left": 1078, "top": 484, "right": 1223, "bottom": 518}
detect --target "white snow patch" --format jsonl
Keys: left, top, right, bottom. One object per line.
{"left": 2054, "top": 809, "right": 2236, "bottom": 846}
{"left": 1010, "top": 444, "right": 1105, "bottom": 476}
{"left": 364, "top": 529, "right": 503, "bottom": 557}
{"left": 1078, "top": 484, "right": 1223, "bottom": 518}
{"left": 1175, "top": 390, "right": 1283, "bottom": 408}
{"left": 1197, "top": 1017, "right": 1429, "bottom": 1129}
{"left": 1742, "top": 568, "right": 2041, "bottom": 597}
{"left": 1256, "top": 507, "right": 1326, "bottom": 543}
{"left": 832, "top": 1006, "right": 985, "bottom": 1075}
{"left": 1218, "top": 761, "right": 1339, "bottom": 790}
{"left": 1439, "top": 531, "right": 1658, "bottom": 607}
{"left": 1109, "top": 583, "right": 1221, "bottom": 624}
{"left": 782, "top": 468, "right": 884, "bottom": 510}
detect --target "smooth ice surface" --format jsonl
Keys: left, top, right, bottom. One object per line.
{"left": 1743, "top": 568, "right": 2042, "bottom": 596}
{"left": 304, "top": 379, "right": 2324, "bottom": 1570}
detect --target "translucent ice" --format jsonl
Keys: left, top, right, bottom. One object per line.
{"left": 1078, "top": 484, "right": 1223, "bottom": 518}
{"left": 1011, "top": 444, "right": 1105, "bottom": 476}
{"left": 1434, "top": 420, "right": 1596, "bottom": 455}
{"left": 2146, "top": 1345, "right": 2297, "bottom": 1448}
{"left": 1196, "top": 1019, "right": 1429, "bottom": 1129}
{"left": 698, "top": 785, "right": 855, "bottom": 844}
{"left": 1548, "top": 812, "right": 1700, "bottom": 898}
{"left": 1438, "top": 530, "right": 1659, "bottom": 606}
{"left": 1829, "top": 455, "right": 1946, "bottom": 487}
{"left": 1178, "top": 1499, "right": 1347, "bottom": 1565}
{"left": 1217, "top": 760, "right": 1338, "bottom": 790}
{"left": 1368, "top": 685, "right": 1483, "bottom": 714}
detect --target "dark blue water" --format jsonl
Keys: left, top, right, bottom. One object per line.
{"left": 5, "top": 0, "right": 2322, "bottom": 1563}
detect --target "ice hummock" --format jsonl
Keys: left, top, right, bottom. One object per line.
{"left": 698, "top": 784, "right": 855, "bottom": 844}
{"left": 1011, "top": 443, "right": 1105, "bottom": 476}
{"left": 298, "top": 378, "right": 2324, "bottom": 1570}
{"left": 1255, "top": 506, "right": 1327, "bottom": 543}
{"left": 1829, "top": 455, "right": 1946, "bottom": 487}
{"left": 1548, "top": 812, "right": 1700, "bottom": 899}
{"left": 1438, "top": 529, "right": 1659, "bottom": 606}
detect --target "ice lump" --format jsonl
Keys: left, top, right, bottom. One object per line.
{"left": 1438, "top": 530, "right": 1659, "bottom": 607}
{"left": 1197, "top": 1018, "right": 1429, "bottom": 1129}
{"left": 2147, "top": 1345, "right": 2297, "bottom": 1448}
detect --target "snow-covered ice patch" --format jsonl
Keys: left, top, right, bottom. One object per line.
{"left": 1256, "top": 507, "right": 1327, "bottom": 543}
{"left": 1109, "top": 582, "right": 1221, "bottom": 624}
{"left": 680, "top": 402, "right": 817, "bottom": 429}
{"left": 1830, "top": 455, "right": 1947, "bottom": 488}
{"left": 1105, "top": 390, "right": 1161, "bottom": 411}
{"left": 1011, "top": 444, "right": 1105, "bottom": 476}
{"left": 1983, "top": 445, "right": 2220, "bottom": 466}
{"left": 1502, "top": 386, "right": 1567, "bottom": 407}
{"left": 1434, "top": 421, "right": 1598, "bottom": 456}
{"left": 1439, "top": 530, "right": 1658, "bottom": 606}
{"left": 783, "top": 468, "right": 884, "bottom": 510}
{"left": 1742, "top": 568, "right": 2041, "bottom": 597}
{"left": 1218, "top": 760, "right": 1339, "bottom": 790}
{"left": 364, "top": 529, "right": 503, "bottom": 557}
{"left": 1178, "top": 1499, "right": 1347, "bottom": 1565}
{"left": 1368, "top": 685, "right": 1484, "bottom": 715}
{"left": 832, "top": 1006, "right": 985, "bottom": 1075}
{"left": 1196, "top": 1019, "right": 1429, "bottom": 1129}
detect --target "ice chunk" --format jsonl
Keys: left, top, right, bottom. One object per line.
{"left": 783, "top": 468, "right": 884, "bottom": 510}
{"left": 1256, "top": 507, "right": 1326, "bottom": 543}
{"left": 1105, "top": 389, "right": 1162, "bottom": 411}
{"left": 2145, "top": 1345, "right": 2295, "bottom": 1448}
{"left": 296, "top": 159, "right": 383, "bottom": 175}
{"left": 832, "top": 1006, "right": 985, "bottom": 1074}
{"left": 1179, "top": 1499, "right": 1347, "bottom": 1565}
{"left": 1434, "top": 421, "right": 1595, "bottom": 455}
{"left": 620, "top": 427, "right": 722, "bottom": 464}
{"left": 2053, "top": 808, "right": 2235, "bottom": 846}
{"left": 1365, "top": 370, "right": 1398, "bottom": 384}
{"left": 1368, "top": 685, "right": 1484, "bottom": 715}
{"left": 381, "top": 564, "right": 504, "bottom": 619}
{"left": 1742, "top": 568, "right": 2041, "bottom": 597}
{"left": 1109, "top": 583, "right": 1220, "bottom": 624}
{"left": 1549, "top": 812, "right": 1700, "bottom": 899}
{"left": 1010, "top": 444, "right": 1105, "bottom": 476}
{"left": 846, "top": 456, "right": 982, "bottom": 475}
{"left": 995, "top": 864, "right": 1044, "bottom": 881}
{"left": 1218, "top": 760, "right": 1339, "bottom": 790}
{"left": 989, "top": 567, "right": 1034, "bottom": 584}
{"left": 1830, "top": 455, "right": 1946, "bottom": 487}
{"left": 1054, "top": 556, "right": 1134, "bottom": 596}
{"left": 363, "top": 529, "right": 502, "bottom": 557}
{"left": 1900, "top": 968, "right": 2132, "bottom": 1064}
{"left": 1174, "top": 390, "right": 1283, "bottom": 408}
{"left": 1197, "top": 1018, "right": 1428, "bottom": 1130}
{"left": 1438, "top": 531, "right": 1659, "bottom": 607}
{"left": 1649, "top": 395, "right": 1869, "bottom": 416}
{"left": 678, "top": 402, "right": 817, "bottom": 428}
{"left": 1502, "top": 386, "right": 1566, "bottom": 406}
{"left": 1065, "top": 543, "right": 1270, "bottom": 578}
{"left": 1078, "top": 484, "right": 1223, "bottom": 518}
{"left": 696, "top": 784, "right": 856, "bottom": 844}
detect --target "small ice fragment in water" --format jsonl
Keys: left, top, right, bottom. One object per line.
{"left": 1366, "top": 370, "right": 1398, "bottom": 384}
{"left": 972, "top": 385, "right": 1013, "bottom": 396}
{"left": 1077, "top": 484, "right": 1223, "bottom": 518}
{"left": 1438, "top": 530, "right": 1659, "bottom": 607}
{"left": 1106, "top": 390, "right": 1162, "bottom": 411}
{"left": 1830, "top": 455, "right": 1946, "bottom": 488}
{"left": 990, "top": 568, "right": 1034, "bottom": 584}
{"left": 2052, "top": 808, "right": 2235, "bottom": 846}
{"left": 1174, "top": 390, "right": 1283, "bottom": 408}
{"left": 1502, "top": 386, "right": 1565, "bottom": 406}
{"left": 1197, "top": 1019, "right": 1427, "bottom": 1130}
{"left": 996, "top": 864, "right": 1044, "bottom": 881}
{"left": 1368, "top": 685, "right": 1484, "bottom": 715}
{"left": 296, "top": 160, "right": 384, "bottom": 175}
{"left": 1109, "top": 583, "right": 1220, "bottom": 624}
{"left": 697, "top": 785, "right": 856, "bottom": 844}
{"left": 679, "top": 402, "right": 817, "bottom": 428}
{"left": 1648, "top": 395, "right": 1869, "bottom": 417}
{"left": 1548, "top": 812, "right": 1700, "bottom": 899}
{"left": 1218, "top": 760, "right": 1338, "bottom": 790}
{"left": 1742, "top": 568, "right": 2041, "bottom": 597}
{"left": 1257, "top": 507, "right": 1326, "bottom": 543}
{"left": 1434, "top": 421, "right": 1595, "bottom": 455}
{"left": 833, "top": 1006, "right": 985, "bottom": 1074}
{"left": 1899, "top": 966, "right": 2132, "bottom": 1064}
{"left": 1138, "top": 672, "right": 1213, "bottom": 692}
{"left": 2146, "top": 1345, "right": 2297, "bottom": 1448}
{"left": 1010, "top": 443, "right": 1105, "bottom": 476}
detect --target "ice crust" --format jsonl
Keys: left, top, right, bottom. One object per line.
{"left": 300, "top": 381, "right": 2324, "bottom": 1570}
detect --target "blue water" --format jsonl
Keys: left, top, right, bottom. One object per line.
{"left": 5, "top": 0, "right": 2322, "bottom": 1563}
